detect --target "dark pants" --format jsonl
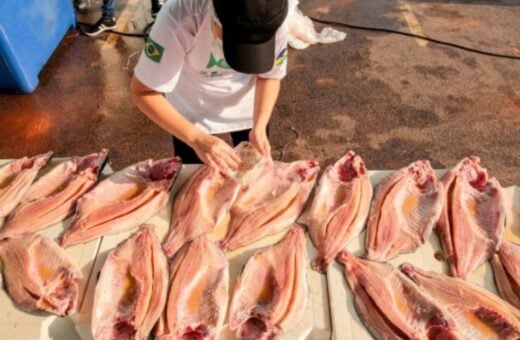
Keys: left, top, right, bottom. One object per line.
{"left": 101, "top": 0, "right": 115, "bottom": 20}
{"left": 101, "top": 0, "right": 163, "bottom": 20}
{"left": 172, "top": 129, "right": 251, "bottom": 164}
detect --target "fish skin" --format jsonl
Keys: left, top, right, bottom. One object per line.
{"left": 229, "top": 225, "right": 308, "bottom": 340}
{"left": 155, "top": 236, "right": 228, "bottom": 339}
{"left": 365, "top": 160, "right": 444, "bottom": 262}
{"left": 337, "top": 251, "right": 462, "bottom": 340}
{"left": 307, "top": 151, "right": 372, "bottom": 273}
{"left": 0, "top": 233, "right": 82, "bottom": 316}
{"left": 58, "top": 157, "right": 181, "bottom": 247}
{"left": 0, "top": 150, "right": 108, "bottom": 238}
{"left": 0, "top": 151, "right": 53, "bottom": 219}
{"left": 400, "top": 263, "right": 520, "bottom": 339}
{"left": 220, "top": 160, "right": 319, "bottom": 251}
{"left": 163, "top": 142, "right": 268, "bottom": 258}
{"left": 436, "top": 156, "right": 505, "bottom": 279}
{"left": 91, "top": 225, "right": 168, "bottom": 340}
{"left": 491, "top": 240, "right": 520, "bottom": 309}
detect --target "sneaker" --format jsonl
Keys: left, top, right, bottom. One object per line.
{"left": 151, "top": 0, "right": 164, "bottom": 18}
{"left": 74, "top": 0, "right": 87, "bottom": 11}
{"left": 85, "top": 17, "right": 117, "bottom": 37}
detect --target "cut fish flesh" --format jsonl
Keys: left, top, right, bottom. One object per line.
{"left": 162, "top": 165, "right": 240, "bottom": 258}
{"left": 401, "top": 263, "right": 520, "bottom": 339}
{"left": 59, "top": 157, "right": 181, "bottom": 247}
{"left": 0, "top": 152, "right": 53, "bottom": 219}
{"left": 365, "top": 160, "right": 443, "bottom": 261}
{"left": 0, "top": 233, "right": 82, "bottom": 316}
{"left": 155, "top": 235, "right": 228, "bottom": 339}
{"left": 436, "top": 156, "right": 505, "bottom": 279}
{"left": 229, "top": 225, "right": 307, "bottom": 339}
{"left": 220, "top": 160, "right": 319, "bottom": 251}
{"left": 307, "top": 151, "right": 372, "bottom": 273}
{"left": 337, "top": 251, "right": 462, "bottom": 340}
{"left": 0, "top": 150, "right": 108, "bottom": 238}
{"left": 491, "top": 240, "right": 520, "bottom": 309}
{"left": 91, "top": 225, "right": 168, "bottom": 340}
{"left": 163, "top": 142, "right": 268, "bottom": 257}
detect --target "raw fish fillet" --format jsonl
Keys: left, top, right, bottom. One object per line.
{"left": 0, "top": 150, "right": 108, "bottom": 238}
{"left": 436, "top": 156, "right": 505, "bottom": 279}
{"left": 491, "top": 240, "right": 520, "bottom": 309}
{"left": 91, "top": 225, "right": 168, "bottom": 340}
{"left": 229, "top": 225, "right": 307, "bottom": 339}
{"left": 307, "top": 151, "right": 372, "bottom": 273}
{"left": 401, "top": 263, "right": 520, "bottom": 339}
{"left": 163, "top": 142, "right": 268, "bottom": 257}
{"left": 220, "top": 160, "right": 319, "bottom": 251}
{"left": 337, "top": 251, "right": 462, "bottom": 340}
{"left": 0, "top": 152, "right": 53, "bottom": 219}
{"left": 59, "top": 157, "right": 181, "bottom": 247}
{"left": 0, "top": 233, "right": 82, "bottom": 316}
{"left": 365, "top": 160, "right": 443, "bottom": 261}
{"left": 155, "top": 235, "right": 228, "bottom": 339}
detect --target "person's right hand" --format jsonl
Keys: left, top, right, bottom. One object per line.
{"left": 191, "top": 133, "right": 241, "bottom": 172}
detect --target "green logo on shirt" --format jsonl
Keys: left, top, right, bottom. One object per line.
{"left": 275, "top": 48, "right": 288, "bottom": 66}
{"left": 145, "top": 37, "right": 164, "bottom": 63}
{"left": 206, "top": 53, "right": 230, "bottom": 69}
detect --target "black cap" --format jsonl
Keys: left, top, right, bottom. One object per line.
{"left": 213, "top": 0, "right": 288, "bottom": 74}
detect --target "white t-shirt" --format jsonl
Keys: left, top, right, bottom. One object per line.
{"left": 134, "top": 0, "right": 289, "bottom": 134}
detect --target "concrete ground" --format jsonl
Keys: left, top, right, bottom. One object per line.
{"left": 0, "top": 0, "right": 519, "bottom": 185}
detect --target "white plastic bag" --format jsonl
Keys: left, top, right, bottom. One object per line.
{"left": 287, "top": 5, "right": 347, "bottom": 50}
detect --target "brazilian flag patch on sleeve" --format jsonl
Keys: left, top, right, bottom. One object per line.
{"left": 145, "top": 37, "right": 164, "bottom": 63}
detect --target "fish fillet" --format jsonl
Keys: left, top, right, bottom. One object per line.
{"left": 0, "top": 151, "right": 53, "bottom": 219}
{"left": 491, "top": 240, "right": 520, "bottom": 309}
{"left": 0, "top": 233, "right": 82, "bottom": 316}
{"left": 0, "top": 150, "right": 108, "bottom": 238}
{"left": 220, "top": 160, "right": 319, "bottom": 251}
{"left": 307, "top": 151, "right": 372, "bottom": 273}
{"left": 91, "top": 225, "right": 168, "bottom": 340}
{"left": 163, "top": 142, "right": 268, "bottom": 257}
{"left": 401, "top": 263, "right": 520, "bottom": 339}
{"left": 59, "top": 157, "right": 181, "bottom": 247}
{"left": 337, "top": 251, "right": 462, "bottom": 340}
{"left": 365, "top": 160, "right": 443, "bottom": 261}
{"left": 155, "top": 236, "right": 228, "bottom": 339}
{"left": 229, "top": 225, "right": 307, "bottom": 339}
{"left": 436, "top": 156, "right": 505, "bottom": 279}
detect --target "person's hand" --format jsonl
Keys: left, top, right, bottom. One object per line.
{"left": 249, "top": 127, "right": 271, "bottom": 158}
{"left": 191, "top": 133, "right": 241, "bottom": 172}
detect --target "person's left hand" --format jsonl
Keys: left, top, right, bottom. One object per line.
{"left": 249, "top": 127, "right": 271, "bottom": 158}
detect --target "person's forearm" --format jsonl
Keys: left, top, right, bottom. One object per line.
{"left": 129, "top": 76, "right": 200, "bottom": 144}
{"left": 253, "top": 77, "right": 281, "bottom": 130}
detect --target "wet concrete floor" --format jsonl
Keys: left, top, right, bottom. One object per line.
{"left": 0, "top": 0, "right": 519, "bottom": 185}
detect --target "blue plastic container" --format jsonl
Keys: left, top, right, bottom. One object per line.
{"left": 0, "top": 0, "right": 76, "bottom": 93}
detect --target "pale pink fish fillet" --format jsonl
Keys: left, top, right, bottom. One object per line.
{"left": 92, "top": 225, "right": 168, "bottom": 340}
{"left": 307, "top": 151, "right": 372, "bottom": 273}
{"left": 337, "top": 251, "right": 462, "bottom": 340}
{"left": 365, "top": 160, "right": 444, "bottom": 261}
{"left": 155, "top": 235, "right": 228, "bottom": 339}
{"left": 0, "top": 150, "right": 108, "bottom": 238}
{"left": 163, "top": 142, "right": 268, "bottom": 257}
{"left": 436, "top": 156, "right": 505, "bottom": 279}
{"left": 0, "top": 151, "right": 53, "bottom": 218}
{"left": 400, "top": 263, "right": 520, "bottom": 339}
{"left": 219, "top": 160, "right": 319, "bottom": 251}
{"left": 229, "top": 225, "right": 307, "bottom": 340}
{"left": 58, "top": 157, "right": 181, "bottom": 247}
{"left": 0, "top": 233, "right": 82, "bottom": 316}
{"left": 491, "top": 240, "right": 520, "bottom": 309}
